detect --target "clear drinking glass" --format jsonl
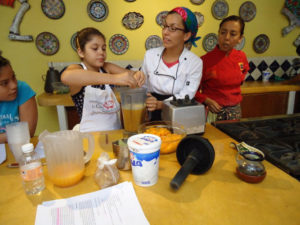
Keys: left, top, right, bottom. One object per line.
{"left": 6, "top": 122, "right": 30, "bottom": 163}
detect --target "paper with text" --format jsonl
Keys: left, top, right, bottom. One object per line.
{"left": 35, "top": 182, "right": 149, "bottom": 225}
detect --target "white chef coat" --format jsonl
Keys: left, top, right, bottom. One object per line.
{"left": 141, "top": 46, "right": 203, "bottom": 99}
{"left": 79, "top": 63, "right": 121, "bottom": 132}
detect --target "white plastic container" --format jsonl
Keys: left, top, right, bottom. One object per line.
{"left": 127, "top": 134, "right": 161, "bottom": 187}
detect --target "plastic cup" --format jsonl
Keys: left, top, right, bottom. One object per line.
{"left": 6, "top": 122, "right": 30, "bottom": 163}
{"left": 262, "top": 71, "right": 271, "bottom": 82}
{"left": 127, "top": 134, "right": 161, "bottom": 187}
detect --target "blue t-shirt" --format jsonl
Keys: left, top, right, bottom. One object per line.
{"left": 0, "top": 81, "right": 36, "bottom": 133}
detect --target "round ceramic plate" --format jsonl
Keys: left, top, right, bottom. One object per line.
{"left": 190, "top": 0, "right": 205, "bottom": 5}
{"left": 35, "top": 32, "right": 59, "bottom": 55}
{"left": 109, "top": 34, "right": 129, "bottom": 55}
{"left": 234, "top": 37, "right": 245, "bottom": 50}
{"left": 41, "top": 0, "right": 65, "bottom": 19}
{"left": 212, "top": 0, "right": 229, "bottom": 20}
{"left": 122, "top": 12, "right": 144, "bottom": 30}
{"left": 156, "top": 11, "right": 169, "bottom": 26}
{"left": 145, "top": 35, "right": 163, "bottom": 50}
{"left": 239, "top": 1, "right": 256, "bottom": 22}
{"left": 87, "top": 0, "right": 108, "bottom": 22}
{"left": 202, "top": 33, "right": 218, "bottom": 52}
{"left": 253, "top": 34, "right": 270, "bottom": 54}
{"left": 194, "top": 12, "right": 204, "bottom": 27}
{"left": 70, "top": 32, "right": 77, "bottom": 51}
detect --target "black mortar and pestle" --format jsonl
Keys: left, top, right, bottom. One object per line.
{"left": 43, "top": 62, "right": 61, "bottom": 93}
{"left": 170, "top": 135, "right": 215, "bottom": 190}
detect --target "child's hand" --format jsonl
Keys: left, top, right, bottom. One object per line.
{"left": 133, "top": 71, "right": 145, "bottom": 87}
{"left": 146, "top": 93, "right": 161, "bottom": 111}
{"left": 116, "top": 72, "right": 138, "bottom": 88}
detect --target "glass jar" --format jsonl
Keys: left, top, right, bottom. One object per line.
{"left": 236, "top": 150, "right": 266, "bottom": 183}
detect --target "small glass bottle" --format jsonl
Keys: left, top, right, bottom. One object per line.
{"left": 19, "top": 143, "right": 45, "bottom": 195}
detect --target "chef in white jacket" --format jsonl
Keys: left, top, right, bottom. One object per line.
{"left": 142, "top": 7, "right": 203, "bottom": 121}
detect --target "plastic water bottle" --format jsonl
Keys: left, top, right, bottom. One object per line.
{"left": 19, "top": 143, "right": 45, "bottom": 195}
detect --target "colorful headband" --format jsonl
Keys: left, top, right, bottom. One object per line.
{"left": 171, "top": 7, "right": 201, "bottom": 47}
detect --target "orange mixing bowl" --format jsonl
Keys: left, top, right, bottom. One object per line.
{"left": 138, "top": 121, "right": 186, "bottom": 154}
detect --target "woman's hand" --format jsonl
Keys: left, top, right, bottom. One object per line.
{"left": 204, "top": 97, "right": 222, "bottom": 113}
{"left": 146, "top": 93, "right": 162, "bottom": 111}
{"left": 133, "top": 71, "right": 145, "bottom": 87}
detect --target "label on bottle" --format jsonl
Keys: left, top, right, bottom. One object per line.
{"left": 20, "top": 162, "right": 43, "bottom": 181}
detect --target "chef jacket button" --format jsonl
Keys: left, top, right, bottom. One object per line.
{"left": 184, "top": 58, "right": 187, "bottom": 60}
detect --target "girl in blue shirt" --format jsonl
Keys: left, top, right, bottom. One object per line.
{"left": 0, "top": 55, "right": 37, "bottom": 143}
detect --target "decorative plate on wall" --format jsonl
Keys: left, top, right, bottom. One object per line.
{"left": 239, "top": 1, "right": 256, "bottom": 22}
{"left": 202, "top": 33, "right": 218, "bottom": 52}
{"left": 190, "top": 0, "right": 205, "bottom": 5}
{"left": 109, "top": 34, "right": 129, "bottom": 55}
{"left": 70, "top": 32, "right": 77, "bottom": 51}
{"left": 234, "top": 37, "right": 245, "bottom": 50}
{"left": 145, "top": 35, "right": 163, "bottom": 50}
{"left": 253, "top": 34, "right": 270, "bottom": 54}
{"left": 41, "top": 0, "right": 65, "bottom": 19}
{"left": 87, "top": 0, "right": 108, "bottom": 22}
{"left": 212, "top": 0, "right": 229, "bottom": 20}
{"left": 194, "top": 12, "right": 204, "bottom": 27}
{"left": 156, "top": 11, "right": 169, "bottom": 26}
{"left": 35, "top": 32, "right": 59, "bottom": 55}
{"left": 122, "top": 12, "right": 144, "bottom": 30}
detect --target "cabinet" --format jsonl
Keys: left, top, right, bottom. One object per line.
{"left": 241, "top": 92, "right": 289, "bottom": 118}
{"left": 66, "top": 107, "right": 80, "bottom": 130}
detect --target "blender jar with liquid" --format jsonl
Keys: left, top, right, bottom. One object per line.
{"left": 120, "top": 88, "right": 147, "bottom": 134}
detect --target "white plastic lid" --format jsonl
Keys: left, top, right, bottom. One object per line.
{"left": 127, "top": 134, "right": 161, "bottom": 153}
{"left": 21, "top": 143, "right": 34, "bottom": 153}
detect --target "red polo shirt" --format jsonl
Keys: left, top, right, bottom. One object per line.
{"left": 195, "top": 46, "right": 249, "bottom": 106}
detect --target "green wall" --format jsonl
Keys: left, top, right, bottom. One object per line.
{"left": 0, "top": 0, "right": 299, "bottom": 134}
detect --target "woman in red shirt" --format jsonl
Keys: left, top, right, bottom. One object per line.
{"left": 195, "top": 15, "right": 249, "bottom": 122}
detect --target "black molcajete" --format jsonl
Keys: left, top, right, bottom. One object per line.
{"left": 44, "top": 65, "right": 60, "bottom": 93}
{"left": 170, "top": 136, "right": 215, "bottom": 190}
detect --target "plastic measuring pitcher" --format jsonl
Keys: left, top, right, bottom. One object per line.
{"left": 120, "top": 87, "right": 147, "bottom": 133}
{"left": 39, "top": 130, "right": 94, "bottom": 187}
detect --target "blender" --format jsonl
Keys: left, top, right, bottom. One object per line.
{"left": 119, "top": 87, "right": 147, "bottom": 135}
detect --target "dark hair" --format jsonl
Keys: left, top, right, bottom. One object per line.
{"left": 0, "top": 55, "right": 10, "bottom": 70}
{"left": 219, "top": 15, "right": 245, "bottom": 36}
{"left": 166, "top": 11, "right": 189, "bottom": 33}
{"left": 76, "top": 27, "right": 106, "bottom": 50}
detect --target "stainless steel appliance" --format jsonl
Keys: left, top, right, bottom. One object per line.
{"left": 162, "top": 97, "right": 206, "bottom": 135}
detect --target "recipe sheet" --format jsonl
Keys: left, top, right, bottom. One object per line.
{"left": 35, "top": 182, "right": 149, "bottom": 225}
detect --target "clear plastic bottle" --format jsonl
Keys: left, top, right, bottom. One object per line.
{"left": 19, "top": 143, "right": 45, "bottom": 195}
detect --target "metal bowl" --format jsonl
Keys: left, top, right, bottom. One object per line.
{"left": 52, "top": 82, "right": 70, "bottom": 94}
